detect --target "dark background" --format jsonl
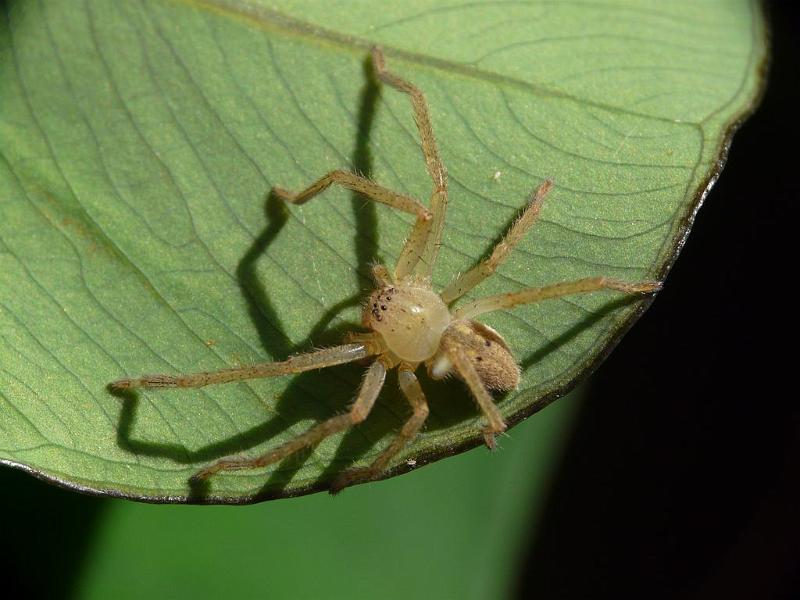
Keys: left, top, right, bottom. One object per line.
{"left": 1, "top": 3, "right": 795, "bottom": 599}
{"left": 517, "top": 3, "right": 799, "bottom": 599}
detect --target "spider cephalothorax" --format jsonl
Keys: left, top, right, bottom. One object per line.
{"left": 363, "top": 282, "right": 451, "bottom": 363}
{"left": 363, "top": 281, "right": 520, "bottom": 391}
{"left": 111, "top": 48, "right": 660, "bottom": 493}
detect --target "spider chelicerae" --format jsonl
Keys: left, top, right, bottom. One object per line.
{"left": 111, "top": 47, "right": 660, "bottom": 493}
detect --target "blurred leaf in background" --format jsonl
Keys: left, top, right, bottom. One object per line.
{"left": 0, "top": 0, "right": 765, "bottom": 598}
{"left": 3, "top": 396, "right": 579, "bottom": 598}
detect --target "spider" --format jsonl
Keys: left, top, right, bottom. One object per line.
{"left": 111, "top": 48, "right": 660, "bottom": 494}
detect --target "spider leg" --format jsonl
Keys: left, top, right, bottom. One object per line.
{"left": 443, "top": 343, "right": 507, "bottom": 449}
{"left": 193, "top": 360, "right": 387, "bottom": 480}
{"left": 273, "top": 169, "right": 430, "bottom": 220}
{"left": 372, "top": 47, "right": 448, "bottom": 280}
{"left": 441, "top": 179, "right": 553, "bottom": 304}
{"left": 273, "top": 169, "right": 433, "bottom": 282}
{"left": 109, "top": 343, "right": 373, "bottom": 390}
{"left": 329, "top": 366, "right": 430, "bottom": 493}
{"left": 452, "top": 277, "right": 662, "bottom": 320}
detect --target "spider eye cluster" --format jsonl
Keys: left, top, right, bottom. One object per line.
{"left": 363, "top": 284, "right": 451, "bottom": 363}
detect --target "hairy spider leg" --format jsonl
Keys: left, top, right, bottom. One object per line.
{"left": 372, "top": 47, "right": 449, "bottom": 281}
{"left": 273, "top": 169, "right": 425, "bottom": 213}
{"left": 272, "top": 171, "right": 433, "bottom": 281}
{"left": 273, "top": 168, "right": 433, "bottom": 281}
{"left": 330, "top": 366, "right": 430, "bottom": 492}
{"left": 109, "top": 344, "right": 373, "bottom": 390}
{"left": 441, "top": 179, "right": 553, "bottom": 304}
{"left": 193, "top": 360, "right": 387, "bottom": 480}
{"left": 441, "top": 340, "right": 507, "bottom": 449}
{"left": 453, "top": 277, "right": 662, "bottom": 320}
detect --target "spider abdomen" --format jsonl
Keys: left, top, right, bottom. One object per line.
{"left": 363, "top": 283, "right": 451, "bottom": 363}
{"left": 431, "top": 320, "right": 521, "bottom": 391}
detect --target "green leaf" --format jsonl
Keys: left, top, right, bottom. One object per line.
{"left": 0, "top": 0, "right": 765, "bottom": 502}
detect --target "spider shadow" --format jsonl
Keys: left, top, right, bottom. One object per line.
{"left": 113, "top": 54, "right": 409, "bottom": 498}
{"left": 112, "top": 53, "right": 642, "bottom": 500}
{"left": 520, "top": 296, "right": 636, "bottom": 371}
{"left": 416, "top": 297, "right": 641, "bottom": 435}
{"left": 113, "top": 347, "right": 379, "bottom": 501}
{"left": 113, "top": 290, "right": 639, "bottom": 501}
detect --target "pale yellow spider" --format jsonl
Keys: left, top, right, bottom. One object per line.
{"left": 111, "top": 48, "right": 660, "bottom": 493}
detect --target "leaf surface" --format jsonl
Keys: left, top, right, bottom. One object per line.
{"left": 0, "top": 0, "right": 765, "bottom": 501}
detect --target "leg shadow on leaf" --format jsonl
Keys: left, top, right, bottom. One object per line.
{"left": 514, "top": 296, "right": 642, "bottom": 415}
{"left": 112, "top": 183, "right": 374, "bottom": 501}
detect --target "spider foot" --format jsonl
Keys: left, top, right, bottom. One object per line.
{"left": 190, "top": 464, "right": 222, "bottom": 483}
{"left": 270, "top": 186, "right": 294, "bottom": 202}
{"left": 191, "top": 457, "right": 249, "bottom": 482}
{"left": 482, "top": 422, "right": 507, "bottom": 450}
{"left": 329, "top": 466, "right": 381, "bottom": 495}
